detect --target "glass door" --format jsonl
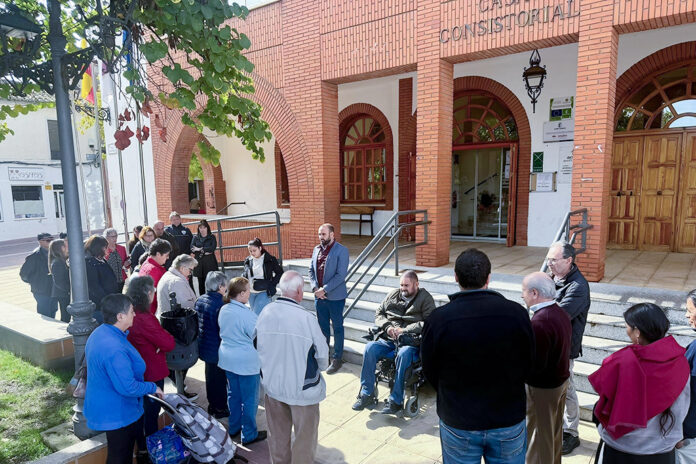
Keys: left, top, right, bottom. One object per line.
{"left": 451, "top": 147, "right": 509, "bottom": 240}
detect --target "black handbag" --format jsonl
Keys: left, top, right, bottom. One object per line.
{"left": 252, "top": 279, "right": 269, "bottom": 292}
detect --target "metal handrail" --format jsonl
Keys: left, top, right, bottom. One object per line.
{"left": 343, "top": 211, "right": 430, "bottom": 319}
{"left": 540, "top": 207, "right": 592, "bottom": 273}
{"left": 183, "top": 210, "right": 283, "bottom": 271}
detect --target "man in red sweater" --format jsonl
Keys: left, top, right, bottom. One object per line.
{"left": 522, "top": 272, "right": 572, "bottom": 464}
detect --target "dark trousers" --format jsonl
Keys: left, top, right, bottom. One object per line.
{"left": 57, "top": 295, "right": 71, "bottom": 323}
{"left": 143, "top": 379, "right": 165, "bottom": 437}
{"left": 106, "top": 415, "right": 145, "bottom": 464}
{"left": 597, "top": 441, "right": 675, "bottom": 464}
{"left": 205, "top": 362, "right": 229, "bottom": 415}
{"left": 196, "top": 254, "right": 219, "bottom": 296}
{"left": 34, "top": 293, "right": 57, "bottom": 318}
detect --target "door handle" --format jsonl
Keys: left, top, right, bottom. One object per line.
{"left": 616, "top": 191, "right": 622, "bottom": 197}
{"left": 657, "top": 191, "right": 663, "bottom": 195}
{"left": 629, "top": 191, "right": 633, "bottom": 196}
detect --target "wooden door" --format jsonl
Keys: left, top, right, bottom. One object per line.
{"left": 678, "top": 132, "right": 696, "bottom": 252}
{"left": 638, "top": 133, "right": 682, "bottom": 251}
{"left": 608, "top": 136, "right": 643, "bottom": 249}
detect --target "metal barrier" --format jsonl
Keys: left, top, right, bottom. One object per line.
{"left": 540, "top": 207, "right": 592, "bottom": 273}
{"left": 183, "top": 211, "right": 283, "bottom": 271}
{"left": 343, "top": 210, "right": 430, "bottom": 319}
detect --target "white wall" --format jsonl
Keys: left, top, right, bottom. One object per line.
{"left": 0, "top": 103, "right": 105, "bottom": 240}
{"left": 617, "top": 23, "right": 696, "bottom": 77}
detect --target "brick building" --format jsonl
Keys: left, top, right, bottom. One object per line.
{"left": 148, "top": 0, "right": 696, "bottom": 282}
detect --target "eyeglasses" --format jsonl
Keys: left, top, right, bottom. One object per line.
{"left": 107, "top": 234, "right": 118, "bottom": 238}
{"left": 545, "top": 257, "right": 568, "bottom": 264}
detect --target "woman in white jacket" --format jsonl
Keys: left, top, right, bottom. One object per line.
{"left": 157, "top": 254, "right": 198, "bottom": 315}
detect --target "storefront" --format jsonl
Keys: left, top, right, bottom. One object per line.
{"left": 149, "top": 0, "right": 696, "bottom": 281}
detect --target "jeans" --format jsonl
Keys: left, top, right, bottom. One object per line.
{"left": 249, "top": 292, "right": 271, "bottom": 316}
{"left": 105, "top": 415, "right": 145, "bottom": 464}
{"left": 440, "top": 419, "right": 526, "bottom": 464}
{"left": 225, "top": 371, "right": 260, "bottom": 443}
{"left": 205, "top": 362, "right": 229, "bottom": 415}
{"left": 315, "top": 298, "right": 345, "bottom": 360}
{"left": 359, "top": 339, "right": 418, "bottom": 405}
{"left": 143, "top": 379, "right": 165, "bottom": 437}
{"left": 34, "top": 293, "right": 57, "bottom": 318}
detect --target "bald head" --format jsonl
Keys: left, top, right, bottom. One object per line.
{"left": 153, "top": 221, "right": 165, "bottom": 237}
{"left": 522, "top": 271, "right": 557, "bottom": 309}
{"left": 278, "top": 270, "right": 305, "bottom": 303}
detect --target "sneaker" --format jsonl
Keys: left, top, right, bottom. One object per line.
{"left": 326, "top": 359, "right": 343, "bottom": 375}
{"left": 182, "top": 391, "right": 198, "bottom": 402}
{"left": 242, "top": 430, "right": 268, "bottom": 446}
{"left": 380, "top": 399, "right": 403, "bottom": 415}
{"left": 562, "top": 432, "right": 580, "bottom": 455}
{"left": 352, "top": 394, "right": 377, "bottom": 411}
{"left": 213, "top": 410, "right": 230, "bottom": 419}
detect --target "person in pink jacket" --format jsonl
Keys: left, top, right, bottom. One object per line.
{"left": 138, "top": 239, "right": 171, "bottom": 315}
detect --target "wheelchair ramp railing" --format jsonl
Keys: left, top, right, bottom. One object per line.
{"left": 540, "top": 207, "right": 592, "bottom": 273}
{"left": 343, "top": 210, "right": 430, "bottom": 319}
{"left": 182, "top": 211, "right": 283, "bottom": 271}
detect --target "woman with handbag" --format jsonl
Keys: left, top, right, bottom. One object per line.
{"left": 49, "top": 238, "right": 71, "bottom": 322}
{"left": 84, "top": 294, "right": 164, "bottom": 464}
{"left": 589, "top": 303, "right": 690, "bottom": 464}
{"left": 191, "top": 219, "right": 218, "bottom": 296}
{"left": 242, "top": 238, "right": 283, "bottom": 315}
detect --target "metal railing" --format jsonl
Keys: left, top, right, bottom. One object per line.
{"left": 540, "top": 207, "right": 592, "bottom": 273}
{"left": 183, "top": 210, "right": 283, "bottom": 271}
{"left": 343, "top": 210, "right": 430, "bottom": 318}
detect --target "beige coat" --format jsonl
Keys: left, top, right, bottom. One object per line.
{"left": 157, "top": 268, "right": 197, "bottom": 316}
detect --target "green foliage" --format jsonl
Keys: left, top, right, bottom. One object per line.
{"left": 189, "top": 152, "right": 203, "bottom": 182}
{"left": 0, "top": 350, "right": 73, "bottom": 464}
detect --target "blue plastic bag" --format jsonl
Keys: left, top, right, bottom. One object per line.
{"left": 146, "top": 425, "right": 190, "bottom": 464}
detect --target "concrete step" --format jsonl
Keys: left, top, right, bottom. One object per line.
{"left": 584, "top": 313, "right": 696, "bottom": 347}
{"left": 576, "top": 335, "right": 629, "bottom": 365}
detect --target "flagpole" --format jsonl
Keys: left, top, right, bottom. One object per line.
{"left": 109, "top": 73, "right": 129, "bottom": 241}
{"left": 70, "top": 97, "right": 92, "bottom": 236}
{"left": 91, "top": 61, "right": 112, "bottom": 228}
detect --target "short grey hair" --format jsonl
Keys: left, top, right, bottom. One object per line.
{"left": 103, "top": 227, "right": 118, "bottom": 238}
{"left": 550, "top": 241, "right": 576, "bottom": 262}
{"left": 205, "top": 271, "right": 228, "bottom": 292}
{"left": 278, "top": 270, "right": 304, "bottom": 296}
{"left": 169, "top": 211, "right": 181, "bottom": 219}
{"left": 401, "top": 270, "right": 418, "bottom": 282}
{"left": 525, "top": 272, "right": 557, "bottom": 299}
{"left": 172, "top": 254, "right": 197, "bottom": 271}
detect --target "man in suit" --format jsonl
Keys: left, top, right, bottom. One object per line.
{"left": 308, "top": 223, "right": 349, "bottom": 374}
{"left": 20, "top": 232, "right": 57, "bottom": 317}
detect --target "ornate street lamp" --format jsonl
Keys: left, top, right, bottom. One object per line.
{"left": 523, "top": 49, "right": 547, "bottom": 113}
{"left": 0, "top": 5, "right": 42, "bottom": 93}
{"left": 0, "top": 1, "right": 98, "bottom": 439}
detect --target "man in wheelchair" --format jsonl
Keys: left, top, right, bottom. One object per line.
{"left": 351, "top": 270, "right": 436, "bottom": 415}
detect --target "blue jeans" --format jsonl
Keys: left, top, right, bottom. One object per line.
{"left": 249, "top": 292, "right": 271, "bottom": 316}
{"left": 225, "top": 371, "right": 260, "bottom": 443}
{"left": 440, "top": 419, "right": 526, "bottom": 464}
{"left": 359, "top": 339, "right": 417, "bottom": 406}
{"left": 315, "top": 298, "right": 345, "bottom": 360}
{"left": 34, "top": 293, "right": 57, "bottom": 318}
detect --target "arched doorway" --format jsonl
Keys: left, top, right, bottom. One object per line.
{"left": 610, "top": 59, "right": 696, "bottom": 251}
{"left": 451, "top": 91, "right": 519, "bottom": 242}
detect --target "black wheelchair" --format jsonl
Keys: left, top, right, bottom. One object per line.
{"left": 364, "top": 327, "right": 427, "bottom": 418}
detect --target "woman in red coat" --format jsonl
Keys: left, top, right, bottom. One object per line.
{"left": 126, "top": 275, "right": 175, "bottom": 437}
{"left": 138, "top": 239, "right": 171, "bottom": 315}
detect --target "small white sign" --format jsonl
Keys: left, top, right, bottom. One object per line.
{"left": 543, "top": 120, "right": 574, "bottom": 142}
{"left": 558, "top": 147, "right": 573, "bottom": 183}
{"left": 8, "top": 167, "right": 44, "bottom": 181}
{"left": 536, "top": 172, "right": 554, "bottom": 192}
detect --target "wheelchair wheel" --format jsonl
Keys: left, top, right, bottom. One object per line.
{"left": 404, "top": 395, "right": 419, "bottom": 418}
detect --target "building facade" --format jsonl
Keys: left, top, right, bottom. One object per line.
{"left": 149, "top": 0, "right": 696, "bottom": 282}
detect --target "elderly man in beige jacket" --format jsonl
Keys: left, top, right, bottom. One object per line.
{"left": 157, "top": 254, "right": 198, "bottom": 315}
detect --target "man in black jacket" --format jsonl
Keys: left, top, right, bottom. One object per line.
{"left": 165, "top": 212, "right": 192, "bottom": 257}
{"left": 154, "top": 220, "right": 180, "bottom": 269}
{"left": 421, "top": 249, "right": 535, "bottom": 464}
{"left": 20, "top": 233, "right": 57, "bottom": 317}
{"left": 545, "top": 241, "right": 591, "bottom": 455}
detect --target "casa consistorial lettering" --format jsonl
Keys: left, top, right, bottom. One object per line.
{"left": 439, "top": 0, "right": 580, "bottom": 43}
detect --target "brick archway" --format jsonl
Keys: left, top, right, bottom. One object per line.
{"left": 452, "top": 76, "right": 531, "bottom": 246}
{"left": 338, "top": 103, "right": 394, "bottom": 210}
{"left": 615, "top": 41, "right": 696, "bottom": 120}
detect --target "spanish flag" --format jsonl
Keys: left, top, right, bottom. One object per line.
{"left": 80, "top": 39, "right": 95, "bottom": 105}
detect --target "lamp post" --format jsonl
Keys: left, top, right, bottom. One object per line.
{"left": 0, "top": 1, "right": 98, "bottom": 439}
{"left": 523, "top": 49, "right": 547, "bottom": 113}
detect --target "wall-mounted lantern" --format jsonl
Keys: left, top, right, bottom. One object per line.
{"left": 523, "top": 49, "right": 547, "bottom": 113}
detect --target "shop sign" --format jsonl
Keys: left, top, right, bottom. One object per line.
{"left": 440, "top": 0, "right": 580, "bottom": 43}
{"left": 8, "top": 167, "right": 44, "bottom": 182}
{"left": 549, "top": 96, "right": 574, "bottom": 121}
{"left": 543, "top": 120, "right": 574, "bottom": 142}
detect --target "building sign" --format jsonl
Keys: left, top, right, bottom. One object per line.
{"left": 558, "top": 146, "right": 573, "bottom": 183}
{"left": 543, "top": 120, "right": 574, "bottom": 142}
{"left": 8, "top": 167, "right": 44, "bottom": 182}
{"left": 439, "top": 0, "right": 580, "bottom": 43}
{"left": 549, "top": 96, "right": 574, "bottom": 121}
{"left": 532, "top": 152, "right": 544, "bottom": 172}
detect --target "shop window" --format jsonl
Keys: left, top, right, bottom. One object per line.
{"left": 47, "top": 120, "right": 61, "bottom": 160}
{"left": 453, "top": 93, "right": 518, "bottom": 145}
{"left": 616, "top": 61, "right": 696, "bottom": 131}
{"left": 12, "top": 185, "right": 45, "bottom": 219}
{"left": 340, "top": 116, "right": 388, "bottom": 203}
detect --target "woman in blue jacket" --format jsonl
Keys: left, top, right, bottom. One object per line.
{"left": 84, "top": 294, "right": 163, "bottom": 464}
{"left": 194, "top": 271, "right": 230, "bottom": 418}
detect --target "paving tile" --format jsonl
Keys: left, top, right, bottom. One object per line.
{"left": 317, "top": 427, "right": 385, "bottom": 463}
{"left": 361, "top": 443, "right": 438, "bottom": 464}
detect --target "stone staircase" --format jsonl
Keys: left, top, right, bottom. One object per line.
{"left": 285, "top": 259, "right": 696, "bottom": 421}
